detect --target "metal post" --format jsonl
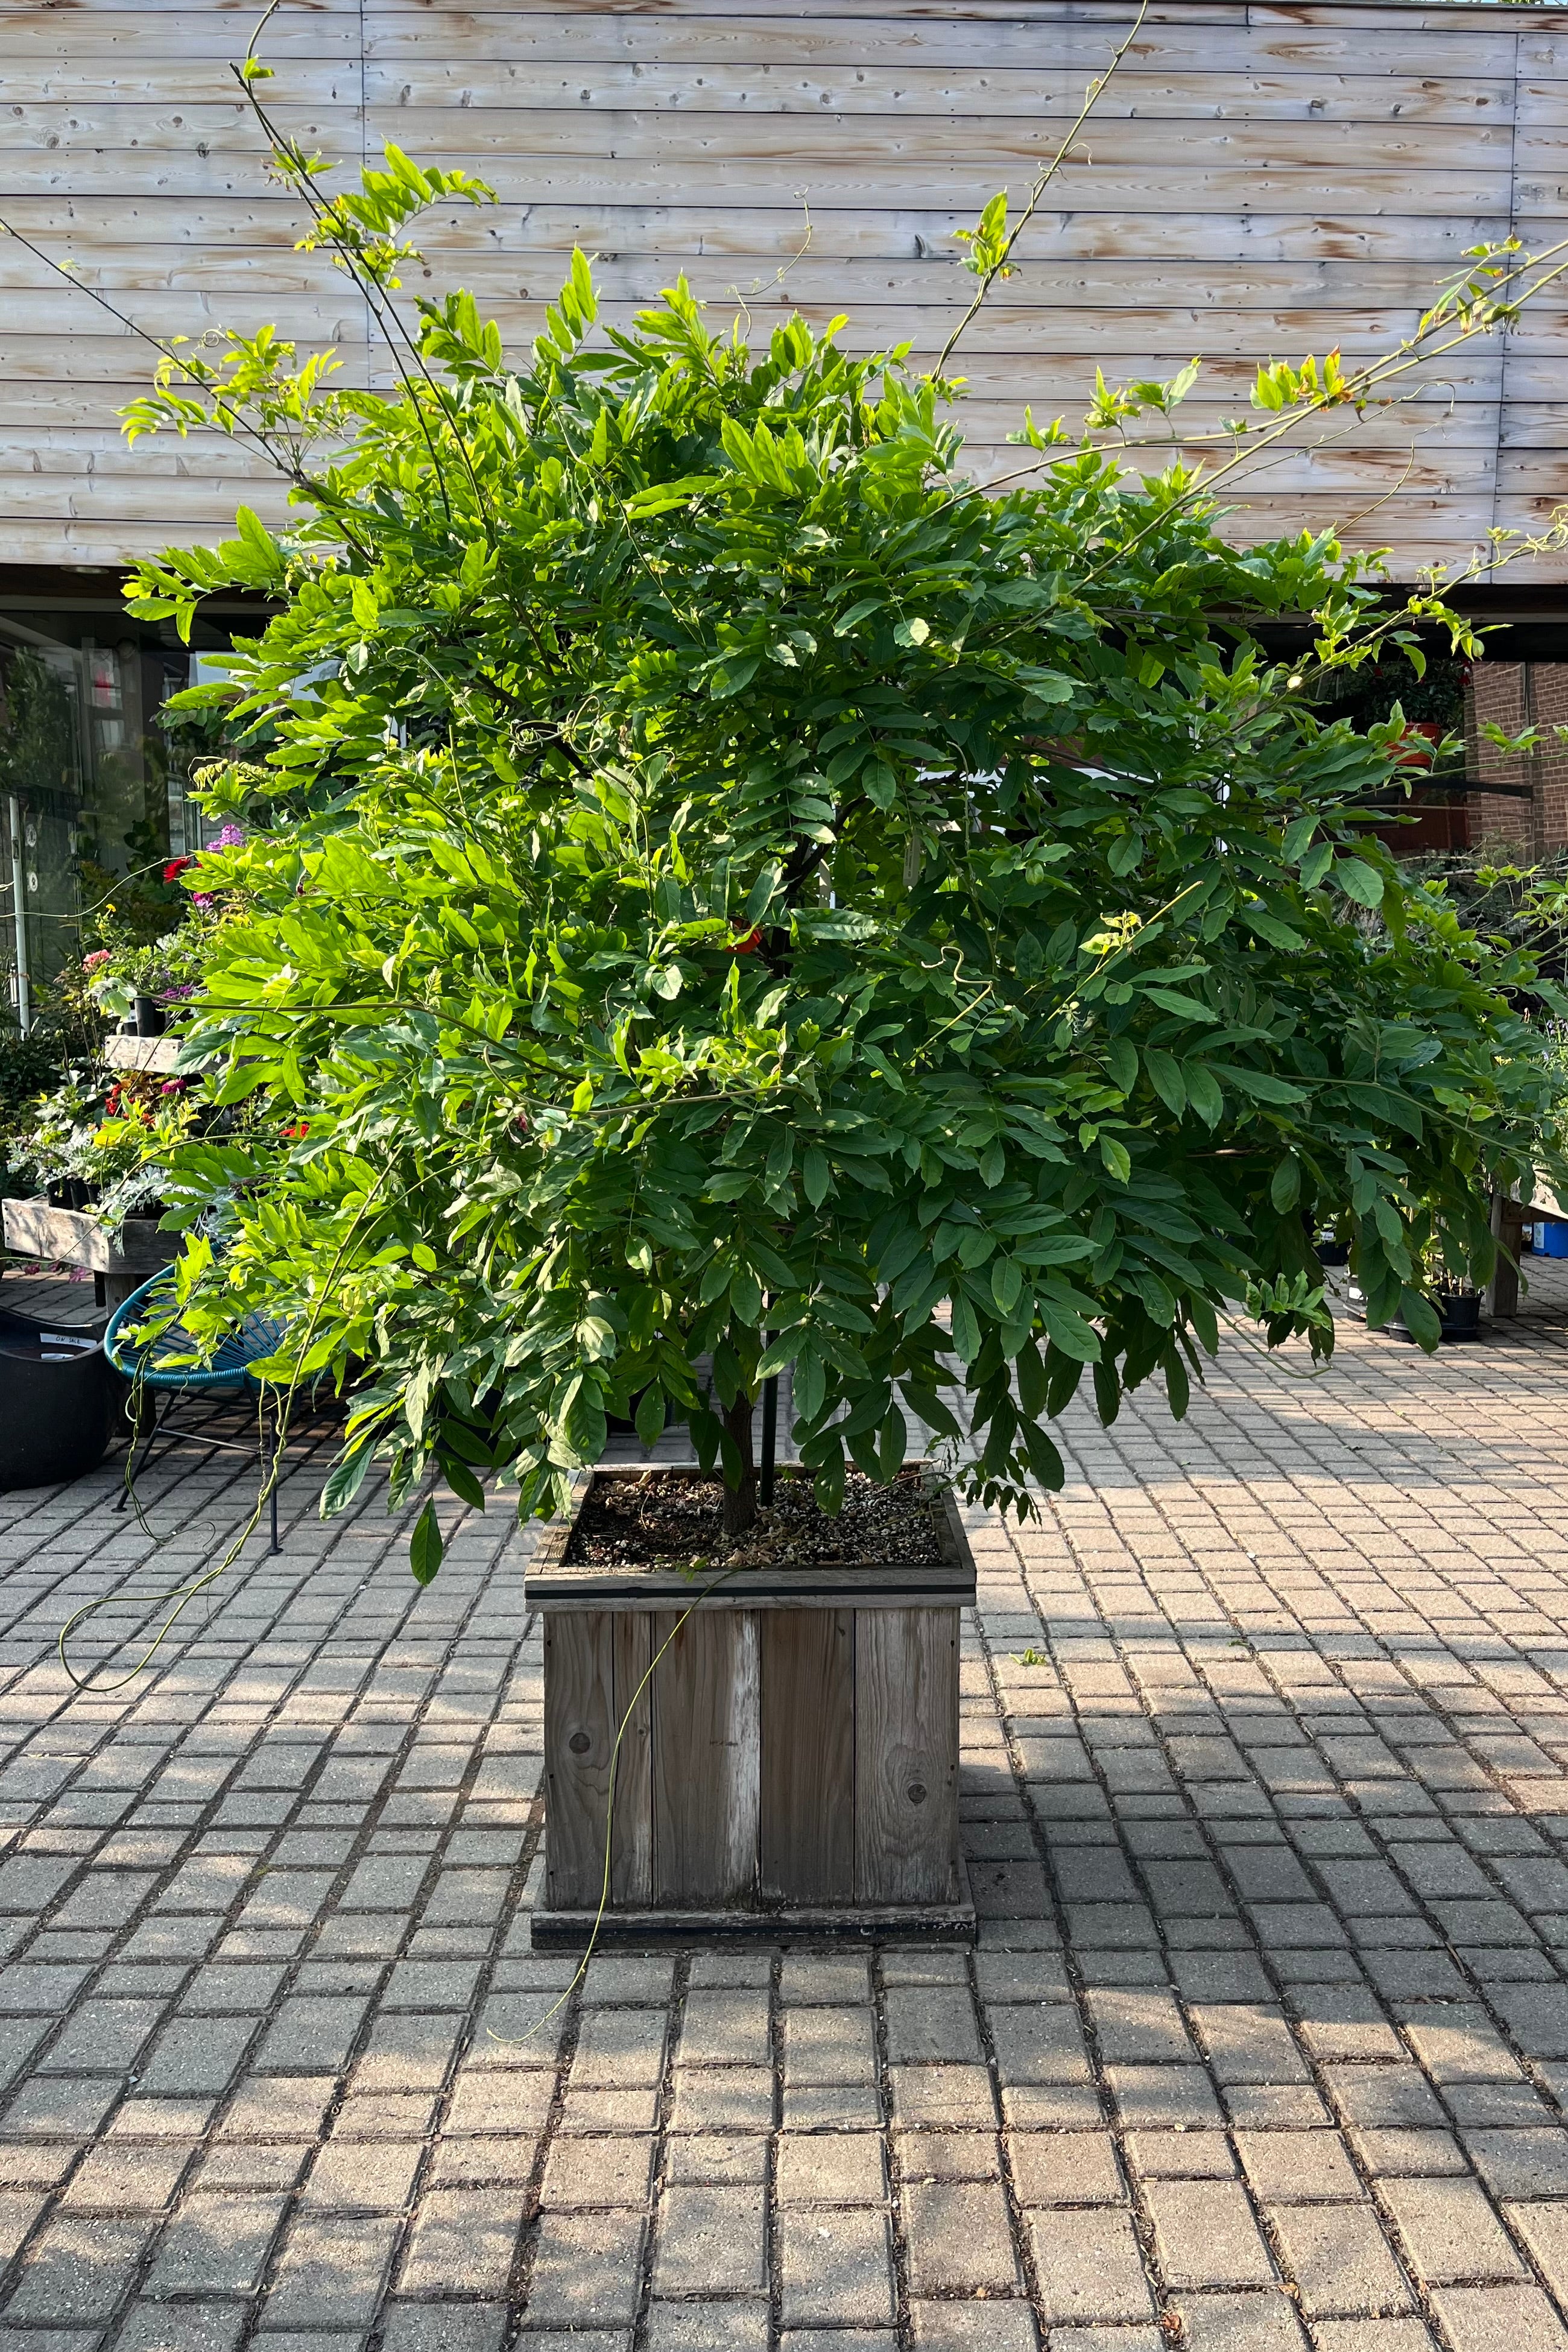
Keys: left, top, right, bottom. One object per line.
{"left": 7, "top": 796, "right": 30, "bottom": 1035}
{"left": 759, "top": 1371, "right": 778, "bottom": 1508}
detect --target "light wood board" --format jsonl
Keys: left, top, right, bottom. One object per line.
{"left": 3, "top": 0, "right": 1566, "bottom": 576}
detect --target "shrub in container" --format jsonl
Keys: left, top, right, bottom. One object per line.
{"left": 72, "top": 118, "right": 1568, "bottom": 1918}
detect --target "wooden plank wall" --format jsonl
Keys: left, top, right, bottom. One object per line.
{"left": 2, "top": 0, "right": 1566, "bottom": 578}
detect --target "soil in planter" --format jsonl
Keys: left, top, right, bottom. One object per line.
{"left": 565, "top": 1464, "right": 945, "bottom": 1574}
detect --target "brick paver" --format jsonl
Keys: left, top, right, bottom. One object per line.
{"left": 5, "top": 1296, "right": 1568, "bottom": 2342}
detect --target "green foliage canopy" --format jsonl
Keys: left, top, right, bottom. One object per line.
{"left": 123, "top": 197, "right": 1568, "bottom": 1542}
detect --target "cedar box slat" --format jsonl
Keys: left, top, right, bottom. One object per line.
{"left": 528, "top": 1465, "right": 976, "bottom": 1943}
{"left": 540, "top": 1613, "right": 616, "bottom": 1912}
{"left": 610, "top": 1613, "right": 654, "bottom": 1908}
{"left": 758, "top": 1608, "right": 855, "bottom": 1904}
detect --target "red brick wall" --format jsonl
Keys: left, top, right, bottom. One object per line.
{"left": 1467, "top": 663, "right": 1536, "bottom": 855}
{"left": 1531, "top": 666, "right": 1568, "bottom": 854}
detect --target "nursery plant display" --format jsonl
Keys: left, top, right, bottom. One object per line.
{"left": 3, "top": 908, "right": 212, "bottom": 1225}
{"left": 7, "top": 1063, "right": 193, "bottom": 1234}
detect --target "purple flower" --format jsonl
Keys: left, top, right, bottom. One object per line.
{"left": 212, "top": 823, "right": 246, "bottom": 850}
{"left": 161, "top": 983, "right": 198, "bottom": 1002}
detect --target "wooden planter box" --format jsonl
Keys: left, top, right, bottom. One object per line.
{"left": 527, "top": 1465, "right": 976, "bottom": 1945}
{"left": 4, "top": 1196, "right": 112, "bottom": 1274}
{"left": 2, "top": 1198, "right": 179, "bottom": 1312}
{"left": 103, "top": 1034, "right": 187, "bottom": 1076}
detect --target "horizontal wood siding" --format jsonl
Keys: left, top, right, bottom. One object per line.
{"left": 1, "top": 0, "right": 1564, "bottom": 574}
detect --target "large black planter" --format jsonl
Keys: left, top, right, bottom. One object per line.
{"left": 0, "top": 1312, "right": 112, "bottom": 1489}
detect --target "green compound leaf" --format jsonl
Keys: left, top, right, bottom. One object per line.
{"left": 409, "top": 1501, "right": 444, "bottom": 1587}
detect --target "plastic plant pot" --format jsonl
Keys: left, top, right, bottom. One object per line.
{"left": 0, "top": 1310, "right": 111, "bottom": 1489}
{"left": 1386, "top": 1292, "right": 1482, "bottom": 1344}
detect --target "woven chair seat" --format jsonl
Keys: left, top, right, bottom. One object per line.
{"left": 103, "top": 1269, "right": 287, "bottom": 1393}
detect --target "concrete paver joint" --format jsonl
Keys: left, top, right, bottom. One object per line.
{"left": 6, "top": 1315, "right": 1568, "bottom": 2339}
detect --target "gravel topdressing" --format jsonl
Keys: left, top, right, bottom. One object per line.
{"left": 563, "top": 1464, "right": 945, "bottom": 1572}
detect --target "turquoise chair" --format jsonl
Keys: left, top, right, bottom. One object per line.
{"left": 103, "top": 1268, "right": 289, "bottom": 1550}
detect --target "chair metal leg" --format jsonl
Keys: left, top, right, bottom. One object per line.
{"left": 117, "top": 1390, "right": 166, "bottom": 1512}
{"left": 264, "top": 1399, "right": 282, "bottom": 1555}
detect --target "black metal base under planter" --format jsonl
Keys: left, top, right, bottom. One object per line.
{"left": 528, "top": 1464, "right": 978, "bottom": 1945}
{"left": 530, "top": 1858, "right": 978, "bottom": 1949}
{"left": 0, "top": 1310, "right": 112, "bottom": 1489}
{"left": 1386, "top": 1292, "right": 1483, "bottom": 1344}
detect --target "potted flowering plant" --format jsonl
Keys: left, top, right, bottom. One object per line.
{"left": 7, "top": 1066, "right": 126, "bottom": 1212}
{"left": 82, "top": 930, "right": 205, "bottom": 1038}
{"left": 5, "top": 1060, "right": 191, "bottom": 1272}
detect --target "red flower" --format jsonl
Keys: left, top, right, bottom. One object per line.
{"left": 163, "top": 857, "right": 195, "bottom": 884}
{"left": 728, "top": 927, "right": 762, "bottom": 955}
{"left": 280, "top": 1119, "right": 310, "bottom": 1142}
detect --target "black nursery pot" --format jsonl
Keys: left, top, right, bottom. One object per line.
{"left": 0, "top": 1312, "right": 111, "bottom": 1489}
{"left": 1388, "top": 1292, "right": 1482, "bottom": 1345}
{"left": 1303, "top": 1212, "right": 1349, "bottom": 1269}
{"left": 45, "top": 1179, "right": 94, "bottom": 1212}
{"left": 133, "top": 996, "right": 166, "bottom": 1038}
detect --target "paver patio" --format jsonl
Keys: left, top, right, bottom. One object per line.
{"left": 4, "top": 1282, "right": 1568, "bottom": 2348}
